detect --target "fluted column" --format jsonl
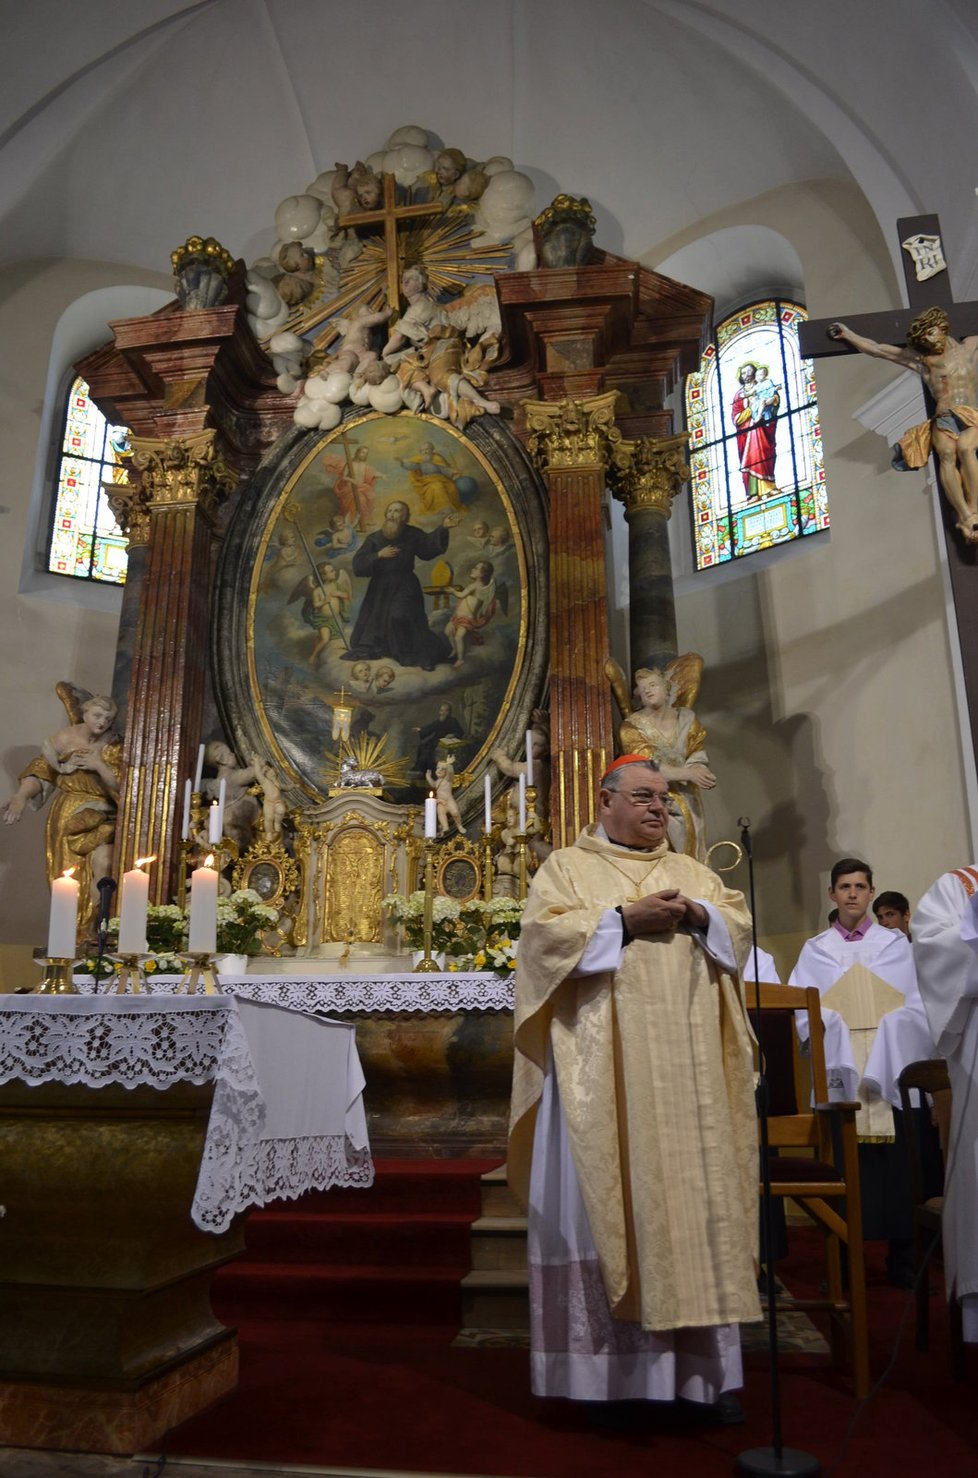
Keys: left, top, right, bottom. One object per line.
{"left": 114, "top": 430, "right": 234, "bottom": 897}
{"left": 524, "top": 392, "right": 620, "bottom": 848}
{"left": 608, "top": 432, "right": 690, "bottom": 673}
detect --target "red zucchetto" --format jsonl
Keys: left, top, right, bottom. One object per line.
{"left": 599, "top": 754, "right": 656, "bottom": 785}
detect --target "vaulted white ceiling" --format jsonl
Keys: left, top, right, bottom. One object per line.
{"left": 3, "top": 0, "right": 976, "bottom": 304}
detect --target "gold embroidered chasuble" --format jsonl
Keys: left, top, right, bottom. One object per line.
{"left": 509, "top": 828, "right": 760, "bottom": 1332}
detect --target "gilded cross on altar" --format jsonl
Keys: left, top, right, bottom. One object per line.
{"left": 338, "top": 174, "right": 444, "bottom": 312}
{"left": 799, "top": 213, "right": 978, "bottom": 764}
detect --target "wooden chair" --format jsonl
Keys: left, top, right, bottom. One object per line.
{"left": 896, "top": 1058, "right": 966, "bottom": 1379}
{"left": 746, "top": 981, "right": 870, "bottom": 1399}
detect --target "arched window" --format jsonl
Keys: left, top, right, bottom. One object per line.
{"left": 47, "top": 374, "right": 129, "bottom": 585}
{"left": 686, "top": 300, "right": 828, "bottom": 569}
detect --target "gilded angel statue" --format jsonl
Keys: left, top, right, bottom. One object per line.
{"left": 1, "top": 682, "right": 123, "bottom": 939}
{"left": 606, "top": 655, "right": 716, "bottom": 861}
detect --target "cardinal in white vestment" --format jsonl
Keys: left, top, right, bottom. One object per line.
{"left": 912, "top": 864, "right": 978, "bottom": 1341}
{"left": 508, "top": 757, "right": 760, "bottom": 1416}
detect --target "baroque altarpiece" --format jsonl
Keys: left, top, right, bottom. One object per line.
{"left": 76, "top": 127, "right": 712, "bottom": 952}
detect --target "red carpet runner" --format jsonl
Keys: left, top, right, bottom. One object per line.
{"left": 161, "top": 1159, "right": 978, "bottom": 1477}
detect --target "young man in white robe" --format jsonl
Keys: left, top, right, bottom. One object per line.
{"left": 789, "top": 857, "right": 926, "bottom": 1286}
{"left": 912, "top": 864, "right": 978, "bottom": 1341}
{"left": 509, "top": 756, "right": 760, "bottom": 1425}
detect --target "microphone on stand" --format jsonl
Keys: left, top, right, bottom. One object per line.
{"left": 735, "top": 817, "right": 820, "bottom": 1477}
{"left": 96, "top": 876, "right": 117, "bottom": 927}
{"left": 92, "top": 876, "right": 117, "bottom": 994}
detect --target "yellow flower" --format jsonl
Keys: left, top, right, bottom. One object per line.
{"left": 144, "top": 960, "right": 157, "bottom": 974}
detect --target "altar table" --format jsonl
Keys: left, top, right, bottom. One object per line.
{"left": 0, "top": 992, "right": 373, "bottom": 1232}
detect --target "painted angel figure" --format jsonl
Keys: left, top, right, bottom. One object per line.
{"left": 447, "top": 559, "right": 505, "bottom": 666}
{"left": 1, "top": 682, "right": 123, "bottom": 940}
{"left": 607, "top": 654, "right": 716, "bottom": 861}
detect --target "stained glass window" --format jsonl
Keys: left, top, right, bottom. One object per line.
{"left": 47, "top": 376, "right": 129, "bottom": 585}
{"left": 686, "top": 300, "right": 828, "bottom": 570}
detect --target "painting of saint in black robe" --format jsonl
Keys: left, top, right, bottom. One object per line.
{"left": 342, "top": 500, "right": 458, "bottom": 669}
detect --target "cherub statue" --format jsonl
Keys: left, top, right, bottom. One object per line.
{"left": 606, "top": 655, "right": 716, "bottom": 861}
{"left": 490, "top": 710, "right": 551, "bottom": 887}
{"left": 382, "top": 266, "right": 501, "bottom": 427}
{"left": 201, "top": 742, "right": 260, "bottom": 856}
{"left": 426, "top": 755, "right": 465, "bottom": 835}
{"left": 2, "top": 684, "right": 122, "bottom": 940}
{"left": 250, "top": 753, "right": 287, "bottom": 843}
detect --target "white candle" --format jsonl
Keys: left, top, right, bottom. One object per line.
{"left": 181, "top": 779, "right": 192, "bottom": 841}
{"left": 193, "top": 744, "right": 205, "bottom": 793}
{"left": 518, "top": 772, "right": 527, "bottom": 832}
{"left": 188, "top": 857, "right": 218, "bottom": 954}
{"left": 425, "top": 793, "right": 438, "bottom": 839}
{"left": 217, "top": 777, "right": 227, "bottom": 836}
{"left": 47, "top": 868, "right": 79, "bottom": 958}
{"left": 118, "top": 859, "right": 152, "bottom": 954}
{"left": 484, "top": 773, "right": 492, "bottom": 832}
{"left": 525, "top": 730, "right": 534, "bottom": 787}
{"left": 208, "top": 800, "right": 222, "bottom": 844}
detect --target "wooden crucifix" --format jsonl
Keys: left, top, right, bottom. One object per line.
{"left": 338, "top": 172, "right": 444, "bottom": 313}
{"left": 799, "top": 213, "right": 978, "bottom": 760}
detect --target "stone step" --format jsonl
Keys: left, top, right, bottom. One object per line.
{"left": 470, "top": 1214, "right": 528, "bottom": 1270}
{"left": 480, "top": 1163, "right": 524, "bottom": 1217}
{"left": 460, "top": 1267, "right": 529, "bottom": 1331}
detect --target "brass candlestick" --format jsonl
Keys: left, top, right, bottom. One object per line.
{"left": 415, "top": 839, "right": 441, "bottom": 973}
{"left": 176, "top": 953, "right": 222, "bottom": 995}
{"left": 34, "top": 957, "right": 79, "bottom": 995}
{"left": 516, "top": 832, "right": 528, "bottom": 901}
{"left": 106, "top": 954, "right": 149, "bottom": 994}
{"left": 482, "top": 832, "right": 494, "bottom": 901}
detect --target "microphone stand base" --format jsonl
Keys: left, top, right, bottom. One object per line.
{"left": 736, "top": 1446, "right": 821, "bottom": 1476}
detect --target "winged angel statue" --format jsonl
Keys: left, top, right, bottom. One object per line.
{"left": 2, "top": 682, "right": 123, "bottom": 939}
{"left": 606, "top": 654, "right": 716, "bottom": 861}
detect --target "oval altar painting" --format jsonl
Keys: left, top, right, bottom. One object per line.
{"left": 249, "top": 412, "right": 527, "bottom": 802}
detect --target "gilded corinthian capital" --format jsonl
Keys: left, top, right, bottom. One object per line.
{"left": 128, "top": 429, "right": 236, "bottom": 521}
{"left": 608, "top": 431, "right": 690, "bottom": 519}
{"left": 522, "top": 390, "right": 623, "bottom": 472}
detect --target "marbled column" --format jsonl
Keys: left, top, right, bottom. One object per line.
{"left": 115, "top": 430, "right": 235, "bottom": 897}
{"left": 524, "top": 393, "right": 619, "bottom": 848}
{"left": 609, "top": 432, "right": 690, "bottom": 675}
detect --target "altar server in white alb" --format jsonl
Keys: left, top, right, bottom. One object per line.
{"left": 508, "top": 756, "right": 760, "bottom": 1423}
{"left": 912, "top": 864, "right": 978, "bottom": 1341}
{"left": 789, "top": 856, "right": 924, "bottom": 1285}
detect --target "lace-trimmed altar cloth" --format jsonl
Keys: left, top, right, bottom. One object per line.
{"left": 78, "top": 971, "right": 516, "bottom": 1014}
{"left": 0, "top": 994, "right": 373, "bottom": 1233}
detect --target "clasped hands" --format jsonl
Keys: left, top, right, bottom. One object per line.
{"left": 621, "top": 889, "right": 708, "bottom": 938}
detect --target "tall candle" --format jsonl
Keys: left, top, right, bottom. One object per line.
{"left": 518, "top": 772, "right": 527, "bottom": 832}
{"left": 193, "top": 743, "right": 205, "bottom": 793}
{"left": 525, "top": 730, "right": 534, "bottom": 787}
{"left": 118, "top": 859, "right": 152, "bottom": 954}
{"left": 208, "top": 800, "right": 222, "bottom": 844}
{"left": 424, "top": 793, "right": 438, "bottom": 839}
{"left": 217, "top": 777, "right": 227, "bottom": 836}
{"left": 181, "top": 779, "right": 192, "bottom": 841}
{"left": 47, "top": 868, "right": 79, "bottom": 958}
{"left": 188, "top": 857, "right": 218, "bottom": 954}
{"left": 484, "top": 773, "right": 492, "bottom": 832}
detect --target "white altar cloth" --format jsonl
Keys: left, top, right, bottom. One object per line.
{"left": 77, "top": 971, "right": 516, "bottom": 1014}
{"left": 0, "top": 994, "right": 373, "bottom": 1233}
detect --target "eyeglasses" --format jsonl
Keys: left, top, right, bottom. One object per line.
{"left": 617, "top": 789, "right": 672, "bottom": 810}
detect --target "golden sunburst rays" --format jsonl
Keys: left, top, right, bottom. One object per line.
{"left": 327, "top": 731, "right": 414, "bottom": 790}
{"left": 284, "top": 208, "right": 511, "bottom": 353}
